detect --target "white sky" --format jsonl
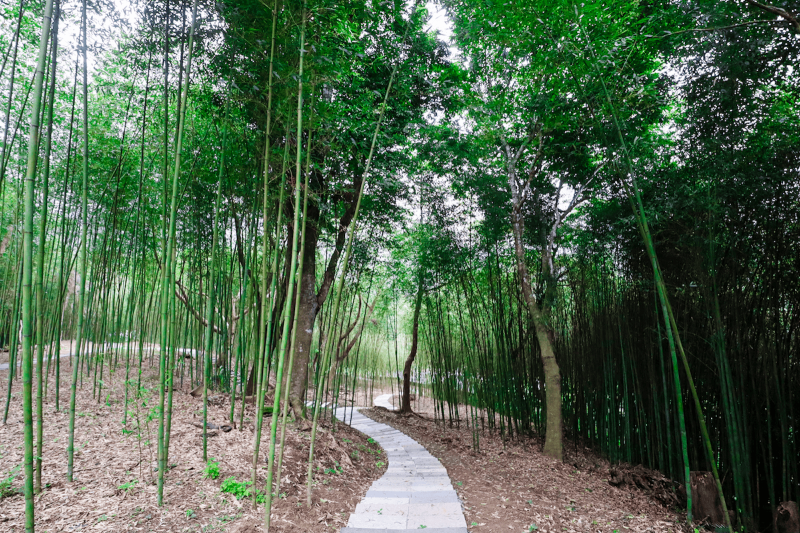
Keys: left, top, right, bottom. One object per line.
{"left": 423, "top": 1, "right": 459, "bottom": 61}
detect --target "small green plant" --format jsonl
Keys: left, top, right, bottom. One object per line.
{"left": 186, "top": 509, "right": 196, "bottom": 519}
{"left": 0, "top": 464, "right": 21, "bottom": 499}
{"left": 342, "top": 439, "right": 352, "bottom": 443}
{"left": 218, "top": 513, "right": 242, "bottom": 523}
{"left": 419, "top": 526, "right": 427, "bottom": 529}
{"left": 376, "top": 461, "right": 386, "bottom": 468}
{"left": 324, "top": 461, "right": 343, "bottom": 475}
{"left": 220, "top": 477, "right": 266, "bottom": 503}
{"left": 118, "top": 480, "right": 138, "bottom": 491}
{"left": 220, "top": 477, "right": 249, "bottom": 499}
{"left": 204, "top": 458, "right": 220, "bottom": 479}
{"left": 527, "top": 525, "right": 538, "bottom": 532}
{"left": 350, "top": 450, "right": 360, "bottom": 461}
{"left": 456, "top": 481, "right": 463, "bottom": 486}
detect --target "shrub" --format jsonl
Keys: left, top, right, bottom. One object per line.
{"left": 204, "top": 458, "right": 220, "bottom": 479}
{"left": 220, "top": 477, "right": 266, "bottom": 503}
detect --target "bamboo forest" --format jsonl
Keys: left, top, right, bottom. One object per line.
{"left": 0, "top": 0, "right": 798, "bottom": 531}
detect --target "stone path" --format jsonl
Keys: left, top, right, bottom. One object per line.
{"left": 333, "top": 395, "right": 468, "bottom": 533}
{"left": 0, "top": 351, "right": 72, "bottom": 371}
{"left": 373, "top": 393, "right": 395, "bottom": 410}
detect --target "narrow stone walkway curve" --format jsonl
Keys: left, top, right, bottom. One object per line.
{"left": 333, "top": 399, "right": 468, "bottom": 533}
{"left": 373, "top": 393, "right": 395, "bottom": 410}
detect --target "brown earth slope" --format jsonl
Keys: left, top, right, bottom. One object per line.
{"left": 0, "top": 358, "right": 386, "bottom": 532}
{"left": 363, "top": 406, "right": 685, "bottom": 533}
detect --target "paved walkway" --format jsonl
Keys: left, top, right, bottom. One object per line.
{"left": 334, "top": 394, "right": 468, "bottom": 533}
{"left": 0, "top": 351, "right": 73, "bottom": 371}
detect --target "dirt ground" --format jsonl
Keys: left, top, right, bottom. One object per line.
{"left": 0, "top": 355, "right": 387, "bottom": 532}
{"left": 363, "top": 406, "right": 686, "bottom": 533}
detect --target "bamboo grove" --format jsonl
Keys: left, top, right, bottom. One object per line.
{"left": 1, "top": 0, "right": 798, "bottom": 531}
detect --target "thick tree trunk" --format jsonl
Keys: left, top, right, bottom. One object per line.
{"left": 287, "top": 167, "right": 360, "bottom": 418}
{"left": 400, "top": 280, "right": 424, "bottom": 413}
{"left": 511, "top": 211, "right": 563, "bottom": 460}
{"left": 504, "top": 135, "right": 563, "bottom": 461}
{"left": 288, "top": 220, "right": 319, "bottom": 418}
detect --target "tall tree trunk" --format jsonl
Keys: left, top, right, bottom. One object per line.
{"left": 400, "top": 278, "right": 423, "bottom": 414}
{"left": 288, "top": 215, "right": 319, "bottom": 417}
{"left": 504, "top": 134, "right": 563, "bottom": 461}
{"left": 510, "top": 210, "right": 562, "bottom": 460}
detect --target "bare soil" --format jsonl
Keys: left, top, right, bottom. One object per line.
{"left": 362, "top": 406, "right": 686, "bottom": 533}
{"left": 0, "top": 357, "right": 386, "bottom": 532}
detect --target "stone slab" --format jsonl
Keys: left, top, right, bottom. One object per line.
{"left": 337, "top": 401, "right": 467, "bottom": 533}
{"left": 341, "top": 529, "right": 469, "bottom": 533}
{"left": 410, "top": 491, "right": 460, "bottom": 504}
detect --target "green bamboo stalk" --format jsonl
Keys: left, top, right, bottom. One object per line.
{"left": 33, "top": 0, "right": 59, "bottom": 493}
{"left": 67, "top": 0, "right": 90, "bottom": 484}
{"left": 2, "top": 201, "right": 22, "bottom": 423}
{"left": 19, "top": 0, "right": 55, "bottom": 527}
{"left": 250, "top": 133, "right": 289, "bottom": 500}
{"left": 158, "top": 0, "right": 198, "bottom": 505}
{"left": 250, "top": 0, "right": 281, "bottom": 501}
{"left": 274, "top": 122, "right": 314, "bottom": 493}
{"left": 0, "top": 0, "right": 25, "bottom": 191}
{"left": 202, "top": 90, "right": 229, "bottom": 462}
{"left": 575, "top": 18, "right": 729, "bottom": 529}
{"left": 123, "top": 48, "right": 152, "bottom": 426}
{"left": 0, "top": 0, "right": 25, "bottom": 83}
{"left": 305, "top": 0, "right": 420, "bottom": 507}
{"left": 264, "top": 7, "right": 308, "bottom": 526}
{"left": 52, "top": 50, "right": 80, "bottom": 414}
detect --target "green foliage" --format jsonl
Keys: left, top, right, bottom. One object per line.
{"left": 219, "top": 477, "right": 266, "bottom": 504}
{"left": 357, "top": 442, "right": 383, "bottom": 458}
{"left": 323, "top": 461, "right": 343, "bottom": 475}
{"left": 203, "top": 458, "right": 220, "bottom": 480}
{"left": 117, "top": 480, "right": 137, "bottom": 491}
{"left": 0, "top": 464, "right": 21, "bottom": 499}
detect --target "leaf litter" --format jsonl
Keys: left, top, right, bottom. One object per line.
{"left": 0, "top": 357, "right": 386, "bottom": 532}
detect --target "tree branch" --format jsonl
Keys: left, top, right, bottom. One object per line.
{"left": 650, "top": 19, "right": 787, "bottom": 39}
{"left": 317, "top": 174, "right": 361, "bottom": 308}
{"left": 174, "top": 280, "right": 224, "bottom": 334}
{"left": 744, "top": 0, "right": 800, "bottom": 32}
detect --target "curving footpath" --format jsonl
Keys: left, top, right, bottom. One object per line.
{"left": 334, "top": 394, "right": 468, "bottom": 533}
